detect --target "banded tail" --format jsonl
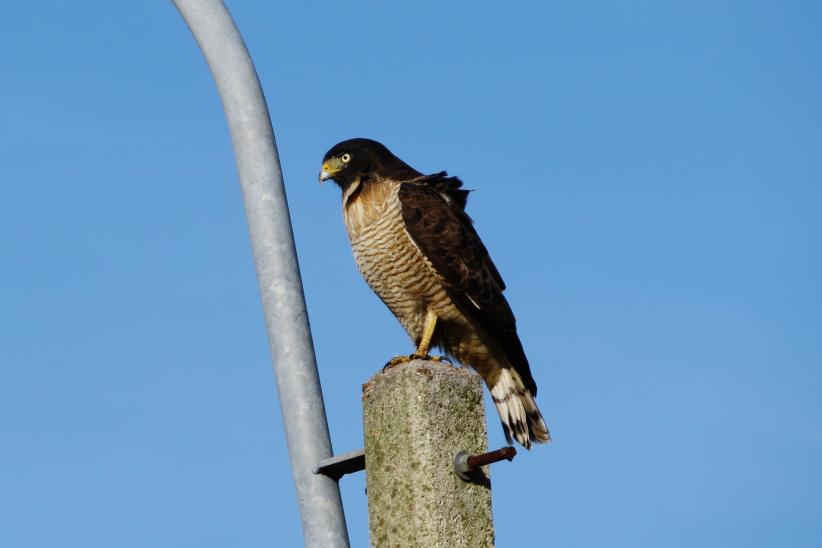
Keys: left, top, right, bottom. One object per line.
{"left": 489, "top": 367, "right": 551, "bottom": 449}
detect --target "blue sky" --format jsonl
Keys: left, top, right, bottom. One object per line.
{"left": 1, "top": 1, "right": 820, "bottom": 546}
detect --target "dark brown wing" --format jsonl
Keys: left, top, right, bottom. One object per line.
{"left": 411, "top": 171, "right": 471, "bottom": 210}
{"left": 398, "top": 181, "right": 537, "bottom": 396}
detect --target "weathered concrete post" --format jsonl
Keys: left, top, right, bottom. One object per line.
{"left": 362, "top": 360, "right": 494, "bottom": 547}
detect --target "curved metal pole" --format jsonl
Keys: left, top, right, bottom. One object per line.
{"left": 171, "top": 1, "right": 349, "bottom": 546}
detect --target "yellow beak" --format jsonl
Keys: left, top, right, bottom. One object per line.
{"left": 319, "top": 159, "right": 341, "bottom": 184}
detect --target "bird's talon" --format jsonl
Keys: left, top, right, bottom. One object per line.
{"left": 382, "top": 355, "right": 413, "bottom": 371}
{"left": 381, "top": 353, "right": 452, "bottom": 372}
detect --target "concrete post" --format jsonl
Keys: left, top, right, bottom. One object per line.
{"left": 362, "top": 360, "right": 494, "bottom": 547}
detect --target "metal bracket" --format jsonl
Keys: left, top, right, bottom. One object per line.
{"left": 314, "top": 448, "right": 366, "bottom": 481}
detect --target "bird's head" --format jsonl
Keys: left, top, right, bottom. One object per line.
{"left": 319, "top": 138, "right": 418, "bottom": 188}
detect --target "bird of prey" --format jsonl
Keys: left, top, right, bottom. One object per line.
{"left": 320, "top": 138, "right": 549, "bottom": 449}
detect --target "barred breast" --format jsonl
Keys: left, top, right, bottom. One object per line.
{"left": 343, "top": 181, "right": 462, "bottom": 343}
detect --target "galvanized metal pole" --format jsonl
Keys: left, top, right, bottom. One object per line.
{"left": 171, "top": 1, "right": 349, "bottom": 546}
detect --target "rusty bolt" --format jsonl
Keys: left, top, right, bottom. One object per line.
{"left": 454, "top": 446, "right": 517, "bottom": 481}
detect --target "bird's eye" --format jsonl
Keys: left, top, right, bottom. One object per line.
{"left": 340, "top": 153, "right": 351, "bottom": 163}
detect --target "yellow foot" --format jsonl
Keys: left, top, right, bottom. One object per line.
{"left": 382, "top": 353, "right": 452, "bottom": 371}
{"left": 383, "top": 355, "right": 413, "bottom": 370}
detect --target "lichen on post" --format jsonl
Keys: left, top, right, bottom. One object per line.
{"left": 363, "top": 360, "right": 494, "bottom": 547}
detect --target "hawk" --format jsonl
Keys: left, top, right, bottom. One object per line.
{"left": 320, "top": 138, "right": 550, "bottom": 449}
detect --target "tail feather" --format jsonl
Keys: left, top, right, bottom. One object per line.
{"left": 490, "top": 367, "right": 550, "bottom": 449}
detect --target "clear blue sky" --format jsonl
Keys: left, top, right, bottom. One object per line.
{"left": 1, "top": 1, "right": 820, "bottom": 546}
